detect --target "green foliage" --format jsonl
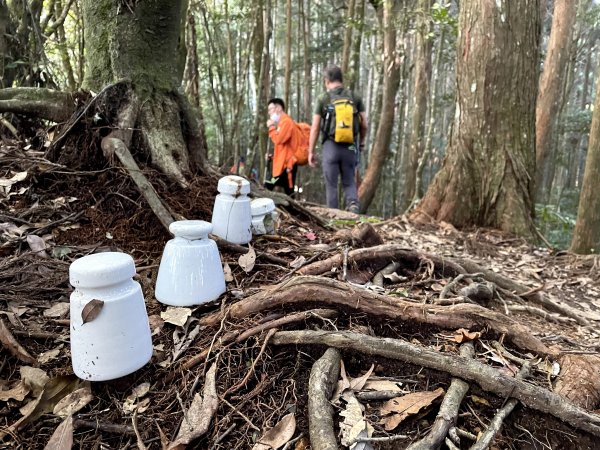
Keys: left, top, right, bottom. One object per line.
{"left": 535, "top": 203, "right": 576, "bottom": 249}
{"left": 430, "top": 2, "right": 458, "bottom": 36}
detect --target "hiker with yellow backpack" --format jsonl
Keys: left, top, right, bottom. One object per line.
{"left": 307, "top": 64, "right": 368, "bottom": 214}
{"left": 265, "top": 98, "right": 312, "bottom": 196}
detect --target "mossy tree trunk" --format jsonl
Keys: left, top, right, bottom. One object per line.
{"left": 411, "top": 0, "right": 540, "bottom": 239}
{"left": 83, "top": 0, "right": 205, "bottom": 184}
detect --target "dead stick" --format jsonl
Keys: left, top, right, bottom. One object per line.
{"left": 73, "top": 418, "right": 135, "bottom": 435}
{"left": 308, "top": 348, "right": 341, "bottom": 450}
{"left": 468, "top": 363, "right": 531, "bottom": 450}
{"left": 222, "top": 328, "right": 276, "bottom": 397}
{"left": 407, "top": 342, "right": 475, "bottom": 450}
{"left": 271, "top": 330, "right": 600, "bottom": 437}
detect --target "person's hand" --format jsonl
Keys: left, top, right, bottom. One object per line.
{"left": 308, "top": 151, "right": 317, "bottom": 168}
{"left": 266, "top": 119, "right": 275, "bottom": 128}
{"left": 265, "top": 153, "right": 273, "bottom": 161}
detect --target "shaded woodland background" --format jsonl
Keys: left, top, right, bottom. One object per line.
{"left": 2, "top": 0, "right": 600, "bottom": 247}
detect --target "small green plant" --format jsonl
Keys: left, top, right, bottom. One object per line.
{"left": 535, "top": 204, "right": 576, "bottom": 249}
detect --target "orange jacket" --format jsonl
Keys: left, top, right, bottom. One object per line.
{"left": 268, "top": 113, "right": 297, "bottom": 186}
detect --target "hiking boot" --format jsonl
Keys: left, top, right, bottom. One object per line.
{"left": 348, "top": 202, "right": 360, "bottom": 214}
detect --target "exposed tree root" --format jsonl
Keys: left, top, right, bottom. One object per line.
{"left": 0, "top": 87, "right": 76, "bottom": 122}
{"left": 198, "top": 276, "right": 553, "bottom": 356}
{"left": 554, "top": 354, "right": 600, "bottom": 410}
{"left": 407, "top": 343, "right": 474, "bottom": 450}
{"left": 307, "top": 348, "right": 341, "bottom": 450}
{"left": 469, "top": 362, "right": 531, "bottom": 450}
{"left": 100, "top": 97, "right": 175, "bottom": 231}
{"left": 298, "top": 244, "right": 591, "bottom": 326}
{"left": 270, "top": 330, "right": 600, "bottom": 437}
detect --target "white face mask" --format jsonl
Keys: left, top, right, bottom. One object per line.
{"left": 270, "top": 113, "right": 280, "bottom": 123}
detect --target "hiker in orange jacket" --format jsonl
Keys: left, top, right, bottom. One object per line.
{"left": 265, "top": 98, "right": 297, "bottom": 196}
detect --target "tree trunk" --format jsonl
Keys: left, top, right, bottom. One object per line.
{"left": 570, "top": 64, "right": 600, "bottom": 254}
{"left": 83, "top": 0, "right": 205, "bottom": 183}
{"left": 341, "top": 0, "right": 356, "bottom": 74}
{"left": 348, "top": 0, "right": 365, "bottom": 92}
{"left": 535, "top": 0, "right": 578, "bottom": 200}
{"left": 283, "top": 0, "right": 292, "bottom": 108}
{"left": 411, "top": 0, "right": 540, "bottom": 239}
{"left": 402, "top": 0, "right": 432, "bottom": 211}
{"left": 358, "top": 0, "right": 402, "bottom": 213}
{"left": 301, "top": 0, "right": 312, "bottom": 121}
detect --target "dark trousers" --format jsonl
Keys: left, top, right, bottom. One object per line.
{"left": 265, "top": 164, "right": 297, "bottom": 196}
{"left": 322, "top": 140, "right": 359, "bottom": 209}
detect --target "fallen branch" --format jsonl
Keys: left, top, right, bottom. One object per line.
{"left": 270, "top": 330, "right": 600, "bottom": 437}
{"left": 469, "top": 362, "right": 531, "bottom": 450}
{"left": 407, "top": 343, "right": 474, "bottom": 450}
{"left": 308, "top": 348, "right": 341, "bottom": 450}
{"left": 211, "top": 234, "right": 290, "bottom": 266}
{"left": 198, "top": 276, "right": 553, "bottom": 356}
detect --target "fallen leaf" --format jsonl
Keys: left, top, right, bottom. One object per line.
{"left": 81, "top": 299, "right": 104, "bottom": 324}
{"left": 431, "top": 283, "right": 444, "bottom": 292}
{"left": 304, "top": 232, "right": 317, "bottom": 241}
{"left": 161, "top": 307, "right": 192, "bottom": 327}
{"left": 51, "top": 246, "right": 72, "bottom": 259}
{"left": 168, "top": 363, "right": 218, "bottom": 449}
{"left": 38, "top": 348, "right": 62, "bottom": 365}
{"left": 0, "top": 171, "right": 27, "bottom": 195}
{"left": 454, "top": 328, "right": 481, "bottom": 343}
{"left": 363, "top": 379, "right": 404, "bottom": 392}
{"left": 0, "top": 381, "right": 30, "bottom": 402}
{"left": 1, "top": 375, "right": 81, "bottom": 440}
{"left": 0, "top": 318, "right": 37, "bottom": 365}
{"left": 349, "top": 365, "right": 375, "bottom": 391}
{"left": 223, "top": 262, "right": 234, "bottom": 282}
{"left": 43, "top": 303, "right": 70, "bottom": 318}
{"left": 26, "top": 235, "right": 48, "bottom": 257}
{"left": 21, "top": 366, "right": 49, "bottom": 397}
{"left": 123, "top": 382, "right": 152, "bottom": 414}
{"left": 53, "top": 385, "right": 93, "bottom": 417}
{"left": 148, "top": 314, "right": 165, "bottom": 336}
{"left": 252, "top": 413, "right": 296, "bottom": 450}
{"left": 382, "top": 273, "right": 408, "bottom": 283}
{"left": 339, "top": 392, "right": 373, "bottom": 448}
{"left": 43, "top": 415, "right": 73, "bottom": 450}
{"left": 239, "top": 245, "right": 256, "bottom": 273}
{"left": 470, "top": 395, "right": 492, "bottom": 407}
{"left": 380, "top": 388, "right": 444, "bottom": 431}
{"left": 289, "top": 256, "right": 306, "bottom": 269}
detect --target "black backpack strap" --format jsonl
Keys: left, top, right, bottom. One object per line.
{"left": 321, "top": 91, "right": 334, "bottom": 144}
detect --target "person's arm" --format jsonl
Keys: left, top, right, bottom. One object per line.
{"left": 268, "top": 116, "right": 294, "bottom": 145}
{"left": 308, "top": 114, "right": 321, "bottom": 167}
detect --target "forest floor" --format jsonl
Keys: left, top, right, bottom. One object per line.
{"left": 1, "top": 137, "right": 600, "bottom": 450}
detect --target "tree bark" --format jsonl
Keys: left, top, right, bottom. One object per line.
{"left": 411, "top": 0, "right": 540, "bottom": 239}
{"left": 82, "top": 0, "right": 205, "bottom": 183}
{"left": 358, "top": 0, "right": 403, "bottom": 212}
{"left": 571, "top": 63, "right": 600, "bottom": 254}
{"left": 283, "top": 0, "right": 292, "bottom": 108}
{"left": 535, "top": 0, "right": 578, "bottom": 200}
{"left": 341, "top": 0, "right": 356, "bottom": 75}
{"left": 402, "top": 0, "right": 432, "bottom": 211}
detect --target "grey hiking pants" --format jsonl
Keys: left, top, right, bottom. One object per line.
{"left": 322, "top": 140, "right": 359, "bottom": 209}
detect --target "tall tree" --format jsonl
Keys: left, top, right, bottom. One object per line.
{"left": 341, "top": 0, "right": 356, "bottom": 74}
{"left": 411, "top": 0, "right": 540, "bottom": 238}
{"left": 358, "top": 0, "right": 403, "bottom": 212}
{"left": 402, "top": 0, "right": 433, "bottom": 211}
{"left": 284, "top": 0, "right": 292, "bottom": 108}
{"left": 570, "top": 64, "right": 600, "bottom": 254}
{"left": 535, "top": 0, "right": 578, "bottom": 200}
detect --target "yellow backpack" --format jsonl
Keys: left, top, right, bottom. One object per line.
{"left": 322, "top": 90, "right": 358, "bottom": 145}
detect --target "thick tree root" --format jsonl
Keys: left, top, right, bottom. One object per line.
{"left": 468, "top": 363, "right": 531, "bottom": 450}
{"left": 308, "top": 348, "right": 341, "bottom": 450}
{"left": 0, "top": 87, "right": 76, "bottom": 122}
{"left": 554, "top": 354, "right": 600, "bottom": 410}
{"left": 298, "top": 244, "right": 591, "bottom": 325}
{"left": 100, "top": 97, "right": 175, "bottom": 231}
{"left": 198, "top": 276, "right": 553, "bottom": 356}
{"left": 407, "top": 343, "right": 474, "bottom": 450}
{"left": 270, "top": 330, "right": 600, "bottom": 437}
